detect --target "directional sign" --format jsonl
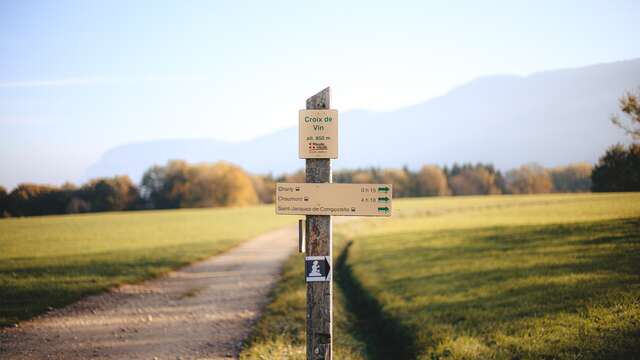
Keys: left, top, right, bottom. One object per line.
{"left": 305, "top": 256, "right": 331, "bottom": 282}
{"left": 299, "top": 109, "right": 338, "bottom": 159}
{"left": 276, "top": 183, "right": 392, "bottom": 216}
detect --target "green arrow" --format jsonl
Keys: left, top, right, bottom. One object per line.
{"left": 378, "top": 186, "right": 390, "bottom": 193}
{"left": 378, "top": 207, "right": 390, "bottom": 212}
{"left": 378, "top": 197, "right": 390, "bottom": 202}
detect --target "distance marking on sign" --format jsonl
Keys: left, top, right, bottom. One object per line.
{"left": 276, "top": 183, "right": 393, "bottom": 216}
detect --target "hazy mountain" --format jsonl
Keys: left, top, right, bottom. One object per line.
{"left": 84, "top": 58, "right": 639, "bottom": 182}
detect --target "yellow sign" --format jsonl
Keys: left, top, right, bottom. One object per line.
{"left": 299, "top": 109, "right": 338, "bottom": 159}
{"left": 276, "top": 183, "right": 392, "bottom": 216}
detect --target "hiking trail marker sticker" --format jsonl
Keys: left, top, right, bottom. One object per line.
{"left": 299, "top": 109, "right": 338, "bottom": 159}
{"left": 305, "top": 256, "right": 331, "bottom": 282}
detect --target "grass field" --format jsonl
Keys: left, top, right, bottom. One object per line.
{"left": 0, "top": 205, "right": 293, "bottom": 327}
{"left": 241, "top": 193, "right": 640, "bottom": 359}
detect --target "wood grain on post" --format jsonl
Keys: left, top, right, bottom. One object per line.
{"left": 305, "top": 87, "right": 332, "bottom": 360}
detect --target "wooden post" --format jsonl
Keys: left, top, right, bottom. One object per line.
{"left": 305, "top": 87, "right": 332, "bottom": 360}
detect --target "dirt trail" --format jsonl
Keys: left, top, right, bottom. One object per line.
{"left": 0, "top": 226, "right": 298, "bottom": 360}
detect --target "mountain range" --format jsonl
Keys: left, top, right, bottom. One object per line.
{"left": 84, "top": 58, "right": 640, "bottom": 182}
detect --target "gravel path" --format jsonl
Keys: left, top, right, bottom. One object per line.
{"left": 0, "top": 226, "right": 298, "bottom": 360}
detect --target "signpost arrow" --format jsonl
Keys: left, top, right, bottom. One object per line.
{"left": 276, "top": 183, "right": 393, "bottom": 216}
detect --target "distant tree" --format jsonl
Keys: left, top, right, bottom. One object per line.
{"left": 549, "top": 163, "right": 592, "bottom": 192}
{"left": 181, "top": 162, "right": 258, "bottom": 208}
{"left": 449, "top": 167, "right": 501, "bottom": 196}
{"left": 381, "top": 168, "right": 412, "bottom": 197}
{"left": 60, "top": 182, "right": 78, "bottom": 191}
{"left": 141, "top": 160, "right": 190, "bottom": 209}
{"left": 251, "top": 174, "right": 276, "bottom": 204}
{"left": 82, "top": 175, "right": 139, "bottom": 212}
{"left": 611, "top": 88, "right": 640, "bottom": 141}
{"left": 44, "top": 188, "right": 77, "bottom": 214}
{"left": 446, "top": 163, "right": 496, "bottom": 178}
{"left": 6, "top": 184, "right": 65, "bottom": 216}
{"left": 351, "top": 170, "right": 376, "bottom": 184}
{"left": 333, "top": 170, "right": 353, "bottom": 184}
{"left": 415, "top": 165, "right": 449, "bottom": 196}
{"left": 283, "top": 170, "right": 306, "bottom": 183}
{"left": 66, "top": 197, "right": 91, "bottom": 214}
{"left": 591, "top": 89, "right": 640, "bottom": 192}
{"left": 505, "top": 163, "right": 553, "bottom": 194}
{"left": 0, "top": 186, "right": 8, "bottom": 217}
{"left": 336, "top": 167, "right": 428, "bottom": 197}
{"left": 591, "top": 143, "right": 640, "bottom": 192}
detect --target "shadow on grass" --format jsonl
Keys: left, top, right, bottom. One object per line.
{"left": 335, "top": 241, "right": 417, "bottom": 360}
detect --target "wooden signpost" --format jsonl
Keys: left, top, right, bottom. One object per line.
{"left": 277, "top": 87, "right": 392, "bottom": 360}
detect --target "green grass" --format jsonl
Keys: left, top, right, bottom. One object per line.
{"left": 241, "top": 193, "right": 640, "bottom": 359}
{"left": 341, "top": 193, "right": 640, "bottom": 359}
{"left": 0, "top": 206, "right": 293, "bottom": 327}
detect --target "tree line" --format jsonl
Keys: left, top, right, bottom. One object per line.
{"left": 0, "top": 160, "right": 598, "bottom": 218}
{"left": 0, "top": 161, "right": 260, "bottom": 218}
{"left": 2, "top": 86, "right": 638, "bottom": 218}
{"left": 280, "top": 162, "right": 592, "bottom": 199}
{"left": 0, "top": 176, "right": 140, "bottom": 217}
{"left": 2, "top": 157, "right": 637, "bottom": 219}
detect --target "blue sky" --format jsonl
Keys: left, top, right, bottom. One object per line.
{"left": 1, "top": 0, "right": 639, "bottom": 188}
